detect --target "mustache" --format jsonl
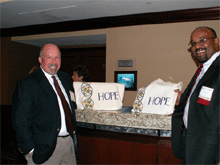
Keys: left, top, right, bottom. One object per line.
{"left": 48, "top": 64, "right": 58, "bottom": 68}
{"left": 195, "top": 48, "right": 206, "bottom": 53}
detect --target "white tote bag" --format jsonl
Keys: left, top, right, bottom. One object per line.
{"left": 73, "top": 82, "right": 125, "bottom": 110}
{"left": 132, "top": 78, "right": 183, "bottom": 115}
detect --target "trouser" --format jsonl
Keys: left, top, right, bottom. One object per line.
{"left": 25, "top": 135, "right": 77, "bottom": 165}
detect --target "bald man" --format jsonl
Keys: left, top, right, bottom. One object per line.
{"left": 172, "top": 27, "right": 219, "bottom": 164}
{"left": 12, "top": 44, "right": 78, "bottom": 164}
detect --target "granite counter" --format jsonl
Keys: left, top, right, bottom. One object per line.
{"left": 75, "top": 106, "right": 172, "bottom": 137}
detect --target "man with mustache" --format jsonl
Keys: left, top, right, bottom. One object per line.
{"left": 12, "top": 44, "right": 78, "bottom": 164}
{"left": 172, "top": 26, "right": 219, "bottom": 164}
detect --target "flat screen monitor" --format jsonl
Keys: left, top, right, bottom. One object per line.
{"left": 114, "top": 71, "right": 137, "bottom": 91}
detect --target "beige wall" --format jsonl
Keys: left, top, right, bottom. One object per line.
{"left": 1, "top": 20, "right": 219, "bottom": 105}
{"left": 106, "top": 20, "right": 220, "bottom": 106}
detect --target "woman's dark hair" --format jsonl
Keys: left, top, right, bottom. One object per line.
{"left": 73, "top": 65, "right": 89, "bottom": 82}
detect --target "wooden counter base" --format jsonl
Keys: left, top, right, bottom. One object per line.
{"left": 77, "top": 127, "right": 182, "bottom": 164}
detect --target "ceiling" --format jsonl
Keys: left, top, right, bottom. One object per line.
{"left": 1, "top": 0, "right": 219, "bottom": 47}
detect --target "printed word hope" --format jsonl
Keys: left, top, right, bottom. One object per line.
{"left": 148, "top": 97, "right": 170, "bottom": 106}
{"left": 98, "top": 92, "right": 119, "bottom": 101}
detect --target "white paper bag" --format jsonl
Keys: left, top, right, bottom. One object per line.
{"left": 73, "top": 82, "right": 125, "bottom": 110}
{"left": 132, "top": 78, "right": 183, "bottom": 115}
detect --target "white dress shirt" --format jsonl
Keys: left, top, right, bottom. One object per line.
{"left": 41, "top": 67, "right": 71, "bottom": 136}
{"left": 183, "top": 51, "right": 220, "bottom": 128}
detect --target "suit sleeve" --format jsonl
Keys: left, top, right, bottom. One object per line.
{"left": 11, "top": 79, "right": 35, "bottom": 155}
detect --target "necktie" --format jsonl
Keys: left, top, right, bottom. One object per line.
{"left": 187, "top": 64, "right": 203, "bottom": 98}
{"left": 180, "top": 64, "right": 203, "bottom": 135}
{"left": 52, "top": 76, "right": 74, "bottom": 136}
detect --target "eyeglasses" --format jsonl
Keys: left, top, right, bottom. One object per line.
{"left": 189, "top": 37, "right": 215, "bottom": 47}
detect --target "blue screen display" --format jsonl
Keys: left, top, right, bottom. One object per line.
{"left": 117, "top": 73, "right": 135, "bottom": 88}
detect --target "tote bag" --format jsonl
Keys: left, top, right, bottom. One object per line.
{"left": 73, "top": 82, "right": 125, "bottom": 110}
{"left": 132, "top": 78, "right": 183, "bottom": 115}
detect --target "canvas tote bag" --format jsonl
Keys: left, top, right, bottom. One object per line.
{"left": 132, "top": 78, "right": 183, "bottom": 115}
{"left": 73, "top": 82, "right": 125, "bottom": 110}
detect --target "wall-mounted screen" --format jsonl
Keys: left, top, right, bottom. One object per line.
{"left": 114, "top": 71, "right": 137, "bottom": 91}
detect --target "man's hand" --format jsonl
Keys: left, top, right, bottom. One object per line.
{"left": 174, "top": 89, "right": 182, "bottom": 106}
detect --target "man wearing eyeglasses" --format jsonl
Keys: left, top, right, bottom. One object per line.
{"left": 172, "top": 26, "right": 219, "bottom": 164}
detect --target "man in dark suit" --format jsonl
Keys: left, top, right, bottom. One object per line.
{"left": 11, "top": 44, "right": 78, "bottom": 164}
{"left": 172, "top": 26, "right": 219, "bottom": 164}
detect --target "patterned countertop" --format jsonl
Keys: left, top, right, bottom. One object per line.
{"left": 75, "top": 106, "right": 172, "bottom": 131}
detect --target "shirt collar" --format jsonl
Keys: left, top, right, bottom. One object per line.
{"left": 202, "top": 51, "right": 220, "bottom": 71}
{"left": 203, "top": 51, "right": 220, "bottom": 66}
{"left": 40, "top": 66, "right": 57, "bottom": 79}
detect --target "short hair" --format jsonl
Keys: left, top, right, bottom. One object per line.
{"left": 192, "top": 26, "right": 217, "bottom": 38}
{"left": 73, "top": 65, "right": 89, "bottom": 82}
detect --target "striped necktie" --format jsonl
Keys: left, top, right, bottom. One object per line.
{"left": 180, "top": 64, "right": 203, "bottom": 135}
{"left": 187, "top": 64, "right": 203, "bottom": 98}
{"left": 52, "top": 76, "right": 74, "bottom": 136}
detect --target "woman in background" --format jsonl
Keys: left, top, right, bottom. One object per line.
{"left": 72, "top": 65, "right": 89, "bottom": 82}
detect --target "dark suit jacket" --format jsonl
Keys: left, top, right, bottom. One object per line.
{"left": 172, "top": 56, "right": 219, "bottom": 164}
{"left": 11, "top": 68, "right": 78, "bottom": 164}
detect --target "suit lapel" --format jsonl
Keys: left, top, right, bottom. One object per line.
{"left": 36, "top": 68, "right": 57, "bottom": 99}
{"left": 57, "top": 71, "right": 72, "bottom": 104}
{"left": 178, "top": 56, "right": 219, "bottom": 110}
{"left": 36, "top": 68, "right": 74, "bottom": 110}
{"left": 196, "top": 56, "right": 219, "bottom": 89}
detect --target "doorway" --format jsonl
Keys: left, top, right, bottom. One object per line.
{"left": 60, "top": 47, "right": 106, "bottom": 82}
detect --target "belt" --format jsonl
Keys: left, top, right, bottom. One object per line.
{"left": 58, "top": 134, "right": 69, "bottom": 138}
